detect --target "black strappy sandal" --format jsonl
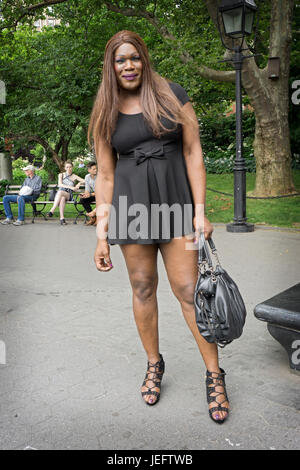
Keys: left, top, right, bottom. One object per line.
{"left": 141, "top": 354, "right": 165, "bottom": 406}
{"left": 206, "top": 368, "right": 230, "bottom": 424}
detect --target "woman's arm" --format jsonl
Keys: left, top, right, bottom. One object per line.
{"left": 73, "top": 174, "right": 86, "bottom": 184}
{"left": 94, "top": 138, "right": 117, "bottom": 271}
{"left": 70, "top": 174, "right": 85, "bottom": 191}
{"left": 95, "top": 140, "right": 116, "bottom": 239}
{"left": 181, "top": 101, "right": 213, "bottom": 241}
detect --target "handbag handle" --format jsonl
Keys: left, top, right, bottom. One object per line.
{"left": 197, "top": 232, "right": 220, "bottom": 268}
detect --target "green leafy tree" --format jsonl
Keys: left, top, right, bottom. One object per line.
{"left": 0, "top": 23, "right": 97, "bottom": 169}
{"left": 0, "top": 0, "right": 298, "bottom": 196}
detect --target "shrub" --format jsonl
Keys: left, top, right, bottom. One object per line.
{"left": 0, "top": 179, "right": 9, "bottom": 197}
{"left": 199, "top": 109, "right": 256, "bottom": 174}
{"left": 12, "top": 167, "right": 49, "bottom": 185}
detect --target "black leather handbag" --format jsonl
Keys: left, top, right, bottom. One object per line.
{"left": 194, "top": 232, "right": 247, "bottom": 348}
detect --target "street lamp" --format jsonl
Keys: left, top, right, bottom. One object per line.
{"left": 219, "top": 0, "right": 257, "bottom": 38}
{"left": 217, "top": 0, "right": 259, "bottom": 233}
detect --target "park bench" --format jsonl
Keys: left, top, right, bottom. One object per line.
{"left": 254, "top": 282, "right": 300, "bottom": 372}
{"left": 0, "top": 183, "right": 95, "bottom": 224}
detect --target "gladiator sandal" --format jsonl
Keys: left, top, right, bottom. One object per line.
{"left": 206, "top": 368, "right": 230, "bottom": 424}
{"left": 141, "top": 354, "right": 165, "bottom": 406}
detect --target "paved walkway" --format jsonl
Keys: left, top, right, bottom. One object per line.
{"left": 0, "top": 220, "right": 299, "bottom": 450}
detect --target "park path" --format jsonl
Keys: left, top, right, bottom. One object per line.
{"left": 0, "top": 221, "right": 299, "bottom": 450}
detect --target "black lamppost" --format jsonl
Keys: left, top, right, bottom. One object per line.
{"left": 217, "top": 0, "right": 259, "bottom": 233}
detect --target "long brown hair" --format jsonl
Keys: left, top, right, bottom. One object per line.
{"left": 87, "top": 30, "right": 197, "bottom": 158}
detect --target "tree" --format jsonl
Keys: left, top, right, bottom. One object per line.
{"left": 0, "top": 23, "right": 99, "bottom": 169}
{"left": 0, "top": 0, "right": 298, "bottom": 196}
{"left": 205, "top": 0, "right": 297, "bottom": 197}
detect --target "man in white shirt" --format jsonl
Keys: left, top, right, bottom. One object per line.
{"left": 79, "top": 161, "right": 97, "bottom": 225}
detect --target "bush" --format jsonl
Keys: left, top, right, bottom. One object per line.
{"left": 0, "top": 179, "right": 9, "bottom": 197}
{"left": 12, "top": 168, "right": 49, "bottom": 185}
{"left": 72, "top": 164, "right": 88, "bottom": 180}
{"left": 199, "top": 109, "right": 256, "bottom": 174}
{"left": 72, "top": 156, "right": 96, "bottom": 180}
{"left": 203, "top": 137, "right": 256, "bottom": 174}
{"left": 12, "top": 157, "right": 29, "bottom": 170}
{"left": 12, "top": 157, "right": 49, "bottom": 184}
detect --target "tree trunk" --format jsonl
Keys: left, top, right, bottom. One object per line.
{"left": 61, "top": 139, "right": 69, "bottom": 164}
{"left": 241, "top": 0, "right": 296, "bottom": 196}
{"left": 252, "top": 113, "right": 296, "bottom": 196}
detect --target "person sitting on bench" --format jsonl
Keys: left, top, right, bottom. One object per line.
{"left": 47, "top": 160, "right": 85, "bottom": 225}
{"left": 79, "top": 161, "right": 97, "bottom": 226}
{"left": 1, "top": 165, "right": 42, "bottom": 226}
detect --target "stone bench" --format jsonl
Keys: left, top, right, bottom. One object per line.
{"left": 254, "top": 282, "right": 300, "bottom": 372}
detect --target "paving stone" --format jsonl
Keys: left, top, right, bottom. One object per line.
{"left": 0, "top": 223, "right": 299, "bottom": 450}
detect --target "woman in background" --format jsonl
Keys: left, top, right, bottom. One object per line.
{"left": 47, "top": 160, "right": 85, "bottom": 225}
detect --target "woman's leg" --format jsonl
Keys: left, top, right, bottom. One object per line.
{"left": 158, "top": 235, "right": 229, "bottom": 421}
{"left": 59, "top": 192, "right": 70, "bottom": 219}
{"left": 120, "top": 243, "right": 161, "bottom": 404}
{"left": 49, "top": 190, "right": 65, "bottom": 213}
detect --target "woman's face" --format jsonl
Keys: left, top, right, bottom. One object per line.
{"left": 65, "top": 163, "right": 73, "bottom": 173}
{"left": 114, "top": 42, "right": 143, "bottom": 91}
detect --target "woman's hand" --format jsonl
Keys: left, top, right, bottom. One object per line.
{"left": 75, "top": 182, "right": 82, "bottom": 191}
{"left": 94, "top": 239, "right": 113, "bottom": 272}
{"left": 193, "top": 214, "right": 214, "bottom": 243}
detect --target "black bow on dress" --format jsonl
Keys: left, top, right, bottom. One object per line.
{"left": 134, "top": 146, "right": 165, "bottom": 165}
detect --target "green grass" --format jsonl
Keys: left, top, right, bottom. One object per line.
{"left": 206, "top": 170, "right": 300, "bottom": 228}
{"left": 1, "top": 170, "right": 300, "bottom": 228}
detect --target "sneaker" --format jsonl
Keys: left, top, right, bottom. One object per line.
{"left": 1, "top": 218, "right": 14, "bottom": 225}
{"left": 13, "top": 220, "right": 25, "bottom": 226}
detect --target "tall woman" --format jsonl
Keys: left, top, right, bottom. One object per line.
{"left": 47, "top": 160, "right": 85, "bottom": 225}
{"left": 88, "top": 30, "right": 230, "bottom": 424}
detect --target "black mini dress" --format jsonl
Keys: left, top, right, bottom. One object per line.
{"left": 107, "top": 81, "right": 195, "bottom": 245}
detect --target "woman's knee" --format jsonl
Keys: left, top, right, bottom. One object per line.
{"left": 131, "top": 274, "right": 158, "bottom": 302}
{"left": 60, "top": 195, "right": 69, "bottom": 203}
{"left": 173, "top": 281, "right": 195, "bottom": 306}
